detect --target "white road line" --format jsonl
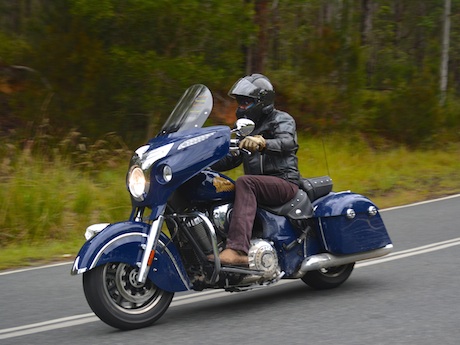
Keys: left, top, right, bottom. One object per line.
{"left": 1, "top": 237, "right": 460, "bottom": 340}
{"left": 0, "top": 314, "right": 99, "bottom": 339}
{"left": 379, "top": 193, "right": 460, "bottom": 212}
{"left": 0, "top": 261, "right": 73, "bottom": 276}
{"left": 356, "top": 237, "right": 460, "bottom": 267}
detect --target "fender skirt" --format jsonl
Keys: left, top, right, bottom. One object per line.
{"left": 70, "top": 221, "right": 191, "bottom": 292}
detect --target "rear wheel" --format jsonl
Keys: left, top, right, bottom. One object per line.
{"left": 301, "top": 263, "right": 355, "bottom": 290}
{"left": 83, "top": 262, "right": 174, "bottom": 330}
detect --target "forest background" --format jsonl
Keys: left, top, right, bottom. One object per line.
{"left": 0, "top": 0, "right": 459, "bottom": 268}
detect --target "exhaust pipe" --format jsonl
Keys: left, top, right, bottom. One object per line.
{"left": 294, "top": 244, "right": 393, "bottom": 277}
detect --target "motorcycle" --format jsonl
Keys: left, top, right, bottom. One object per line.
{"left": 71, "top": 84, "right": 393, "bottom": 330}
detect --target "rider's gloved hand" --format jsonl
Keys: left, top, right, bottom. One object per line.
{"left": 239, "top": 135, "right": 266, "bottom": 152}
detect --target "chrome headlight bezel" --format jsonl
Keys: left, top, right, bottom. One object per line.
{"left": 126, "top": 143, "right": 174, "bottom": 202}
{"left": 127, "top": 165, "right": 150, "bottom": 201}
{"left": 161, "top": 164, "right": 173, "bottom": 183}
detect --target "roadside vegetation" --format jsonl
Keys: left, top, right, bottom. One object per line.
{"left": 0, "top": 133, "right": 458, "bottom": 270}
{"left": 1, "top": 1, "right": 460, "bottom": 270}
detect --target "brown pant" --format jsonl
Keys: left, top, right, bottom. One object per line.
{"left": 226, "top": 175, "right": 299, "bottom": 253}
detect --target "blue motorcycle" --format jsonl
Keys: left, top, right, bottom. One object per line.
{"left": 71, "top": 84, "right": 393, "bottom": 330}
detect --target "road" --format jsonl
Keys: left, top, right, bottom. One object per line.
{"left": 1, "top": 195, "right": 459, "bottom": 345}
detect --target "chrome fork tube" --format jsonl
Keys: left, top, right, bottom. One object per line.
{"left": 137, "top": 215, "right": 164, "bottom": 284}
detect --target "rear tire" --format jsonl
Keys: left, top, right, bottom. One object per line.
{"left": 83, "top": 262, "right": 174, "bottom": 330}
{"left": 301, "top": 263, "right": 355, "bottom": 290}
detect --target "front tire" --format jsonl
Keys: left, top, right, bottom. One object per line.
{"left": 83, "top": 262, "right": 174, "bottom": 330}
{"left": 301, "top": 263, "right": 355, "bottom": 290}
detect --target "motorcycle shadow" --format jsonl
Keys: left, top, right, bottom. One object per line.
{"left": 162, "top": 277, "right": 378, "bottom": 324}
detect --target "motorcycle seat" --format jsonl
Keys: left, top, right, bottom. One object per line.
{"left": 300, "top": 176, "right": 333, "bottom": 201}
{"left": 259, "top": 189, "right": 313, "bottom": 220}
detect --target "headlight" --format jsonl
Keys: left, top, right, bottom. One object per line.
{"left": 162, "top": 165, "right": 173, "bottom": 183}
{"left": 128, "top": 165, "right": 149, "bottom": 201}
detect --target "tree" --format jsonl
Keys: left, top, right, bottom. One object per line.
{"left": 440, "top": 0, "right": 451, "bottom": 105}
{"left": 0, "top": 0, "right": 459, "bottom": 146}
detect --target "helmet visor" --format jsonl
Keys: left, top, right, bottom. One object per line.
{"left": 235, "top": 95, "right": 255, "bottom": 107}
{"left": 228, "top": 78, "right": 258, "bottom": 99}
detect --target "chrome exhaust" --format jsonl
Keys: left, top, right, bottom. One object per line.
{"left": 294, "top": 244, "right": 393, "bottom": 277}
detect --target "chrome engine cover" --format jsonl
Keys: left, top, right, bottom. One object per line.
{"left": 247, "top": 239, "right": 280, "bottom": 279}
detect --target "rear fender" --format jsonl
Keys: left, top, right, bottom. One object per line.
{"left": 71, "top": 221, "right": 191, "bottom": 292}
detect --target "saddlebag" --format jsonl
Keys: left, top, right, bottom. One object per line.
{"left": 313, "top": 192, "right": 392, "bottom": 254}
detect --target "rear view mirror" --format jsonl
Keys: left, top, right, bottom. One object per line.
{"left": 234, "top": 118, "right": 255, "bottom": 137}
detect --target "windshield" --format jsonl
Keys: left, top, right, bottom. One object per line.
{"left": 158, "top": 84, "right": 213, "bottom": 135}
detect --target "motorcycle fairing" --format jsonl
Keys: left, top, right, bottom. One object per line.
{"left": 312, "top": 192, "right": 392, "bottom": 254}
{"left": 71, "top": 221, "right": 191, "bottom": 292}
{"left": 130, "top": 126, "right": 231, "bottom": 216}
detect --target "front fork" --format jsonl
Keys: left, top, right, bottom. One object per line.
{"left": 137, "top": 215, "right": 164, "bottom": 284}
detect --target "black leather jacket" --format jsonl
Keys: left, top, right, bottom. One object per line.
{"left": 212, "top": 109, "right": 300, "bottom": 185}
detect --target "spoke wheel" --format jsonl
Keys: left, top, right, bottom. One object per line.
{"left": 301, "top": 263, "right": 355, "bottom": 290}
{"left": 83, "top": 263, "right": 174, "bottom": 330}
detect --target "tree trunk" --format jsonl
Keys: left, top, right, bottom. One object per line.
{"left": 440, "top": 0, "right": 451, "bottom": 106}
{"left": 251, "top": 0, "right": 270, "bottom": 73}
{"left": 361, "top": 0, "right": 373, "bottom": 85}
{"left": 360, "top": 0, "right": 372, "bottom": 46}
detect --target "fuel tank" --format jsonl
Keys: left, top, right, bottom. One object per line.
{"left": 179, "top": 170, "right": 235, "bottom": 203}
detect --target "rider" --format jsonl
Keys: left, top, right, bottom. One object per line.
{"left": 211, "top": 73, "right": 300, "bottom": 265}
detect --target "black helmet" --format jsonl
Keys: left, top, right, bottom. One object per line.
{"left": 228, "top": 73, "right": 275, "bottom": 122}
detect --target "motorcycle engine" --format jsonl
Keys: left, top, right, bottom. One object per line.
{"left": 247, "top": 239, "right": 280, "bottom": 279}
{"left": 211, "top": 203, "right": 231, "bottom": 236}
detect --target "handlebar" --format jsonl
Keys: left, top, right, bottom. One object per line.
{"left": 230, "top": 138, "right": 251, "bottom": 155}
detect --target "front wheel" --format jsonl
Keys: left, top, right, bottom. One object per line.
{"left": 301, "top": 263, "right": 355, "bottom": 290}
{"left": 83, "top": 262, "right": 174, "bottom": 330}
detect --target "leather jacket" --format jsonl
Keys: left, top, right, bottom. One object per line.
{"left": 212, "top": 109, "right": 300, "bottom": 185}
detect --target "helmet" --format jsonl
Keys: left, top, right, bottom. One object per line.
{"left": 228, "top": 73, "right": 275, "bottom": 122}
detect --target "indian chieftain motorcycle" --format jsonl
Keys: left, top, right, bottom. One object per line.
{"left": 71, "top": 84, "right": 393, "bottom": 330}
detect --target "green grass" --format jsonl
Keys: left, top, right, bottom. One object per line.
{"left": 299, "top": 134, "right": 460, "bottom": 208}
{"left": 0, "top": 135, "right": 459, "bottom": 271}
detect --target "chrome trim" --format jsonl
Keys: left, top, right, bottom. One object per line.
{"left": 89, "top": 232, "right": 148, "bottom": 271}
{"left": 177, "top": 132, "right": 216, "bottom": 150}
{"left": 220, "top": 266, "right": 264, "bottom": 275}
{"left": 71, "top": 256, "right": 84, "bottom": 275}
{"left": 295, "top": 244, "right": 393, "bottom": 277}
{"left": 212, "top": 204, "right": 230, "bottom": 233}
{"left": 368, "top": 206, "right": 378, "bottom": 216}
{"left": 317, "top": 218, "right": 330, "bottom": 252}
{"left": 141, "top": 143, "right": 174, "bottom": 170}
{"left": 346, "top": 208, "right": 356, "bottom": 219}
{"left": 137, "top": 216, "right": 164, "bottom": 284}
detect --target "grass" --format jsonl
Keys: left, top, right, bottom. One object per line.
{"left": 297, "top": 134, "right": 460, "bottom": 208}
{"left": 0, "top": 135, "right": 459, "bottom": 271}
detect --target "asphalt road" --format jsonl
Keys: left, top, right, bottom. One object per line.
{"left": 1, "top": 195, "right": 459, "bottom": 345}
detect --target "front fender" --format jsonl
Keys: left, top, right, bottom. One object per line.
{"left": 71, "top": 221, "right": 191, "bottom": 292}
